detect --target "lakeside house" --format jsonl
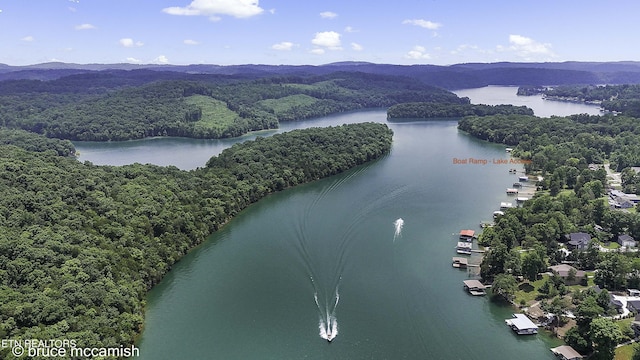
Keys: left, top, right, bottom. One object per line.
{"left": 506, "top": 188, "right": 519, "bottom": 195}
{"left": 548, "top": 264, "right": 585, "bottom": 285}
{"left": 463, "top": 280, "right": 486, "bottom": 296}
{"left": 618, "top": 234, "right": 637, "bottom": 248}
{"left": 505, "top": 313, "right": 538, "bottom": 335}
{"left": 609, "top": 189, "right": 640, "bottom": 209}
{"left": 456, "top": 242, "right": 472, "bottom": 255}
{"left": 564, "top": 232, "right": 592, "bottom": 251}
{"left": 550, "top": 345, "right": 583, "bottom": 360}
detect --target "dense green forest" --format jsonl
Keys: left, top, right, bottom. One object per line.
{"left": 0, "top": 71, "right": 459, "bottom": 141}
{"left": 539, "top": 84, "right": 640, "bottom": 117}
{"left": 0, "top": 123, "right": 392, "bottom": 359}
{"left": 458, "top": 113, "right": 640, "bottom": 358}
{"left": 386, "top": 102, "right": 533, "bottom": 119}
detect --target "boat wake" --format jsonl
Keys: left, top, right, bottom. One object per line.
{"left": 313, "top": 278, "right": 340, "bottom": 342}
{"left": 393, "top": 218, "right": 404, "bottom": 242}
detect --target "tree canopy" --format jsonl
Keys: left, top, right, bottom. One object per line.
{"left": 0, "top": 122, "right": 392, "bottom": 359}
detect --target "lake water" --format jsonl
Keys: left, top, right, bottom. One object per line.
{"left": 454, "top": 85, "right": 602, "bottom": 118}
{"left": 73, "top": 86, "right": 599, "bottom": 359}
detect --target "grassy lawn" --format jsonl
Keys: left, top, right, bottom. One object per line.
{"left": 257, "top": 94, "right": 319, "bottom": 115}
{"left": 514, "top": 276, "right": 547, "bottom": 305}
{"left": 185, "top": 95, "right": 239, "bottom": 132}
{"left": 616, "top": 343, "right": 637, "bottom": 360}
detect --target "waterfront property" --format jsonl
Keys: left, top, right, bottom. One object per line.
{"left": 550, "top": 345, "right": 583, "bottom": 360}
{"left": 456, "top": 241, "right": 473, "bottom": 255}
{"left": 505, "top": 313, "right": 538, "bottom": 335}
{"left": 518, "top": 176, "right": 528, "bottom": 182}
{"left": 512, "top": 182, "right": 522, "bottom": 188}
{"left": 506, "top": 188, "right": 518, "bottom": 195}
{"left": 463, "top": 280, "right": 487, "bottom": 296}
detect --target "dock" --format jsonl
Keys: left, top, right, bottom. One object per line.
{"left": 452, "top": 257, "right": 468, "bottom": 268}
{"left": 463, "top": 280, "right": 487, "bottom": 296}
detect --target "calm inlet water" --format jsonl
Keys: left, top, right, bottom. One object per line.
{"left": 73, "top": 87, "right": 599, "bottom": 359}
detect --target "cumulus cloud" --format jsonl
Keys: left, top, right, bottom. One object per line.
{"left": 320, "top": 11, "right": 337, "bottom": 19}
{"left": 119, "top": 38, "right": 144, "bottom": 47}
{"left": 21, "top": 36, "right": 35, "bottom": 42}
{"left": 311, "top": 48, "right": 325, "bottom": 55}
{"left": 405, "top": 45, "right": 431, "bottom": 60}
{"left": 351, "top": 42, "right": 363, "bottom": 51}
{"left": 75, "top": 23, "right": 95, "bottom": 30}
{"left": 126, "top": 57, "right": 142, "bottom": 63}
{"left": 402, "top": 19, "right": 442, "bottom": 30}
{"left": 311, "top": 31, "right": 341, "bottom": 50}
{"left": 498, "top": 34, "right": 555, "bottom": 60}
{"left": 154, "top": 55, "right": 170, "bottom": 64}
{"left": 184, "top": 39, "right": 199, "bottom": 45}
{"left": 272, "top": 41, "right": 294, "bottom": 51}
{"left": 162, "top": 0, "right": 264, "bottom": 20}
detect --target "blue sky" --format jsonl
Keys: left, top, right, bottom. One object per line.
{"left": 1, "top": 0, "right": 639, "bottom": 66}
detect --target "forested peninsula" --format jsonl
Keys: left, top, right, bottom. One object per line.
{"left": 386, "top": 102, "right": 533, "bottom": 119}
{"left": 0, "top": 71, "right": 459, "bottom": 141}
{"left": 0, "top": 123, "right": 393, "bottom": 358}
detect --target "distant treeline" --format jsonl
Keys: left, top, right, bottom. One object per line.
{"left": 0, "top": 122, "right": 392, "bottom": 358}
{"left": 541, "top": 84, "right": 640, "bottom": 117}
{"left": 0, "top": 71, "right": 458, "bottom": 141}
{"left": 386, "top": 102, "right": 533, "bottom": 119}
{"left": 458, "top": 113, "right": 640, "bottom": 189}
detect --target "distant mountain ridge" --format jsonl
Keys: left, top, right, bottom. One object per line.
{"left": 2, "top": 61, "right": 640, "bottom": 89}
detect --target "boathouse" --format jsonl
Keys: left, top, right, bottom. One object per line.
{"left": 463, "top": 280, "right": 486, "bottom": 296}
{"left": 452, "top": 257, "right": 468, "bottom": 268}
{"left": 550, "top": 345, "right": 583, "bottom": 360}
{"left": 459, "top": 229, "right": 475, "bottom": 240}
{"left": 506, "top": 188, "right": 518, "bottom": 195}
{"left": 505, "top": 313, "right": 538, "bottom": 335}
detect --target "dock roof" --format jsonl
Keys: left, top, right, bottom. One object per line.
{"left": 506, "top": 313, "right": 537, "bottom": 331}
{"left": 463, "top": 280, "right": 485, "bottom": 289}
{"left": 551, "top": 345, "right": 583, "bottom": 360}
{"left": 459, "top": 229, "right": 475, "bottom": 237}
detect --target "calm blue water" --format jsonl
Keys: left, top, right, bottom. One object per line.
{"left": 73, "top": 86, "right": 598, "bottom": 359}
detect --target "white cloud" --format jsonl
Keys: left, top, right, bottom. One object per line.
{"left": 344, "top": 26, "right": 357, "bottom": 33}
{"left": 162, "top": 0, "right": 264, "bottom": 20}
{"left": 402, "top": 19, "right": 442, "bottom": 30}
{"left": 272, "top": 41, "right": 294, "bottom": 51}
{"left": 75, "top": 23, "right": 95, "bottom": 30}
{"left": 311, "top": 48, "right": 325, "bottom": 55}
{"left": 119, "top": 38, "right": 144, "bottom": 48}
{"left": 184, "top": 39, "right": 200, "bottom": 45}
{"left": 351, "top": 42, "right": 363, "bottom": 51}
{"left": 21, "top": 36, "right": 35, "bottom": 42}
{"left": 311, "top": 31, "right": 341, "bottom": 50}
{"left": 154, "top": 55, "right": 170, "bottom": 64}
{"left": 498, "top": 34, "right": 555, "bottom": 60}
{"left": 405, "top": 45, "right": 431, "bottom": 60}
{"left": 126, "top": 57, "right": 142, "bottom": 63}
{"left": 320, "top": 11, "right": 337, "bottom": 19}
